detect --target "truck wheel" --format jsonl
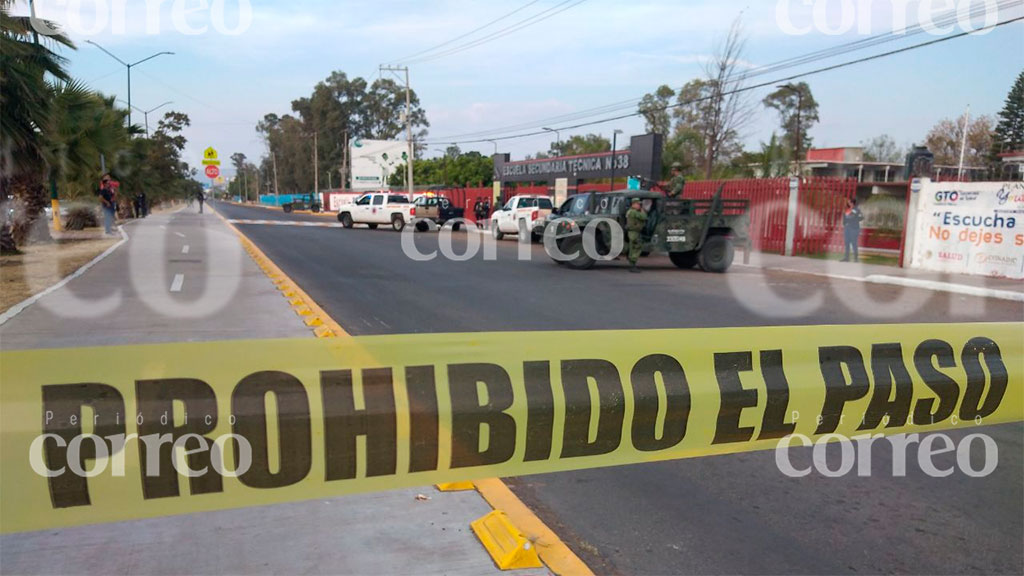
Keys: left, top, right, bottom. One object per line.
{"left": 451, "top": 221, "right": 462, "bottom": 232}
{"left": 699, "top": 236, "right": 734, "bottom": 273}
{"left": 492, "top": 225, "right": 504, "bottom": 241}
{"left": 283, "top": 204, "right": 293, "bottom": 213}
{"left": 339, "top": 212, "right": 353, "bottom": 228}
{"left": 391, "top": 215, "right": 405, "bottom": 232}
{"left": 531, "top": 231, "right": 542, "bottom": 243}
{"left": 669, "top": 251, "right": 698, "bottom": 269}
{"left": 368, "top": 223, "right": 379, "bottom": 230}
{"left": 415, "top": 220, "right": 429, "bottom": 232}
{"left": 560, "top": 236, "right": 596, "bottom": 270}
{"left": 312, "top": 205, "right": 321, "bottom": 213}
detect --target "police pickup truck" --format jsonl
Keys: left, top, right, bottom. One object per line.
{"left": 490, "top": 195, "right": 554, "bottom": 241}
{"left": 337, "top": 192, "right": 415, "bottom": 231}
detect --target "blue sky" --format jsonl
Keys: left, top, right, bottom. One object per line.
{"left": 19, "top": 0, "right": 1024, "bottom": 177}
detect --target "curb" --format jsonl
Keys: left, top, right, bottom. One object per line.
{"left": 737, "top": 263, "right": 1024, "bottom": 302}
{"left": 212, "top": 202, "right": 592, "bottom": 575}
{"left": 212, "top": 206, "right": 348, "bottom": 338}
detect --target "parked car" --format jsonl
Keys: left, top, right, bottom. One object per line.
{"left": 282, "top": 193, "right": 322, "bottom": 213}
{"left": 491, "top": 195, "right": 554, "bottom": 242}
{"left": 412, "top": 194, "right": 466, "bottom": 231}
{"left": 337, "top": 192, "right": 414, "bottom": 231}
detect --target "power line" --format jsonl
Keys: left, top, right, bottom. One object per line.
{"left": 423, "top": 14, "right": 1024, "bottom": 146}
{"left": 386, "top": 0, "right": 544, "bottom": 65}
{"left": 426, "top": 0, "right": 1019, "bottom": 142}
{"left": 404, "top": 0, "right": 589, "bottom": 64}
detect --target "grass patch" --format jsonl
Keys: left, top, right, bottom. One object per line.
{"left": 1, "top": 233, "right": 118, "bottom": 313}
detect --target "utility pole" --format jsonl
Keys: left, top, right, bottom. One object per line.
{"left": 777, "top": 84, "right": 804, "bottom": 177}
{"left": 342, "top": 130, "right": 349, "bottom": 190}
{"left": 610, "top": 129, "right": 623, "bottom": 189}
{"left": 313, "top": 131, "right": 319, "bottom": 200}
{"left": 957, "top": 105, "right": 971, "bottom": 180}
{"left": 380, "top": 65, "right": 415, "bottom": 198}
{"left": 272, "top": 152, "right": 280, "bottom": 197}
{"left": 243, "top": 168, "right": 249, "bottom": 203}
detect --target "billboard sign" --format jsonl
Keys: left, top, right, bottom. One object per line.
{"left": 350, "top": 139, "right": 408, "bottom": 191}
{"left": 908, "top": 181, "right": 1024, "bottom": 279}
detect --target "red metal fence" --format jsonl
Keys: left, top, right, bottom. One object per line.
{"left": 422, "top": 177, "right": 859, "bottom": 255}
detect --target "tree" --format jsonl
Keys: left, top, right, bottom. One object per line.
{"left": 676, "top": 17, "right": 754, "bottom": 179}
{"left": 0, "top": 1, "right": 74, "bottom": 251}
{"left": 991, "top": 70, "right": 1024, "bottom": 160}
{"left": 230, "top": 152, "right": 247, "bottom": 175}
{"left": 861, "top": 134, "right": 903, "bottom": 162}
{"left": 638, "top": 85, "right": 675, "bottom": 136}
{"left": 258, "top": 70, "right": 429, "bottom": 195}
{"left": 548, "top": 133, "right": 611, "bottom": 156}
{"left": 763, "top": 82, "right": 820, "bottom": 166}
{"left": 924, "top": 115, "right": 994, "bottom": 166}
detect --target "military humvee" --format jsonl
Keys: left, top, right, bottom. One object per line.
{"left": 546, "top": 186, "right": 750, "bottom": 272}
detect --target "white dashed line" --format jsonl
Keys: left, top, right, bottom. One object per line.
{"left": 174, "top": 232, "right": 186, "bottom": 238}
{"left": 170, "top": 274, "right": 185, "bottom": 292}
{"left": 182, "top": 245, "right": 190, "bottom": 254}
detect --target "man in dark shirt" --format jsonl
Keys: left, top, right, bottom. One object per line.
{"left": 97, "top": 174, "right": 116, "bottom": 235}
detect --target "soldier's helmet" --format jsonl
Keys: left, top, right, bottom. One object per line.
{"left": 630, "top": 198, "right": 642, "bottom": 205}
{"left": 671, "top": 162, "right": 682, "bottom": 170}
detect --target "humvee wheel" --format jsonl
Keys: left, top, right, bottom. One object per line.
{"left": 559, "top": 236, "right": 595, "bottom": 270}
{"left": 283, "top": 204, "right": 293, "bottom": 213}
{"left": 669, "top": 251, "right": 699, "bottom": 269}
{"left": 699, "top": 236, "right": 734, "bottom": 273}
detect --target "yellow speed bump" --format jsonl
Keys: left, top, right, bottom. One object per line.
{"left": 304, "top": 316, "right": 324, "bottom": 327}
{"left": 436, "top": 482, "right": 475, "bottom": 491}
{"left": 313, "top": 326, "right": 335, "bottom": 338}
{"left": 471, "top": 510, "right": 543, "bottom": 570}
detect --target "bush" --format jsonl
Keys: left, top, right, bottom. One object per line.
{"left": 64, "top": 206, "right": 99, "bottom": 230}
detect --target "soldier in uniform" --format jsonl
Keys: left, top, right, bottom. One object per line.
{"left": 625, "top": 198, "right": 648, "bottom": 273}
{"left": 667, "top": 162, "right": 685, "bottom": 198}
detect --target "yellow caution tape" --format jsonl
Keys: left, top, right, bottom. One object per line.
{"left": 1, "top": 323, "right": 1020, "bottom": 534}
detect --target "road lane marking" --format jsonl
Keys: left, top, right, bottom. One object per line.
{"left": 170, "top": 274, "right": 184, "bottom": 292}
{"left": 174, "top": 232, "right": 186, "bottom": 238}
{"left": 182, "top": 245, "right": 190, "bottom": 254}
{"left": 226, "top": 219, "right": 344, "bottom": 228}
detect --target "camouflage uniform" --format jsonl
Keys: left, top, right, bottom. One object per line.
{"left": 625, "top": 201, "right": 647, "bottom": 271}
{"left": 667, "top": 174, "right": 686, "bottom": 198}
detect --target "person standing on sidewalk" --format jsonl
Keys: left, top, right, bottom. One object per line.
{"left": 841, "top": 197, "right": 863, "bottom": 262}
{"left": 97, "top": 174, "right": 117, "bottom": 235}
{"left": 196, "top": 189, "right": 205, "bottom": 214}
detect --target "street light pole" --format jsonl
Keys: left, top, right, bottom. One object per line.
{"left": 433, "top": 148, "right": 449, "bottom": 187}
{"left": 542, "top": 127, "right": 561, "bottom": 154}
{"left": 86, "top": 41, "right": 173, "bottom": 131}
{"left": 485, "top": 140, "right": 498, "bottom": 156}
{"left": 610, "top": 129, "right": 623, "bottom": 190}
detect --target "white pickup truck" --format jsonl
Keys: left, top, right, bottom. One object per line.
{"left": 337, "top": 192, "right": 415, "bottom": 231}
{"left": 490, "top": 195, "right": 554, "bottom": 241}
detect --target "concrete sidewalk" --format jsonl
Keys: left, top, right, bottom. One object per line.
{"left": 0, "top": 206, "right": 540, "bottom": 575}
{"left": 738, "top": 250, "right": 1023, "bottom": 302}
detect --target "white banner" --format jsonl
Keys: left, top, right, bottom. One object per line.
{"left": 909, "top": 181, "right": 1024, "bottom": 279}
{"left": 350, "top": 139, "right": 408, "bottom": 191}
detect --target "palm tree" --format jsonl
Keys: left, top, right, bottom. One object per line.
{"left": 0, "top": 0, "right": 74, "bottom": 251}
{"left": 45, "top": 82, "right": 132, "bottom": 200}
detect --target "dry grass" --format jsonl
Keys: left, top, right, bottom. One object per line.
{"left": 1, "top": 229, "right": 118, "bottom": 313}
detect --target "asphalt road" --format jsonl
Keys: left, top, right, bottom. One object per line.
{"left": 215, "top": 201, "right": 1024, "bottom": 575}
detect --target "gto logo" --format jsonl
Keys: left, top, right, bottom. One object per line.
{"left": 935, "top": 190, "right": 960, "bottom": 203}
{"left": 975, "top": 254, "right": 1018, "bottom": 266}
